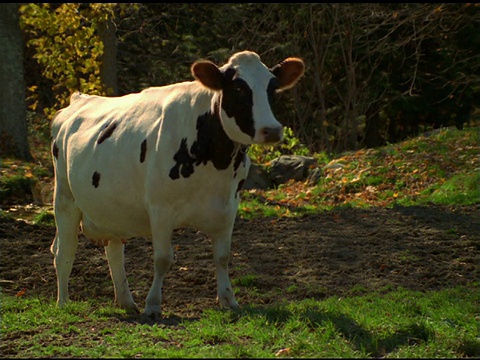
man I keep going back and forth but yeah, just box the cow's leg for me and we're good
[211,229,240,309]
[51,190,82,307]
[105,239,139,313]
[144,218,174,319]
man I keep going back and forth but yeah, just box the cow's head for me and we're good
[191,51,305,145]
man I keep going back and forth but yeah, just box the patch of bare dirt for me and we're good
[1,205,479,320]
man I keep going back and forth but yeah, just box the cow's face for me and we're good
[191,51,305,145]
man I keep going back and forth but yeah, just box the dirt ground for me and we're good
[1,204,479,322]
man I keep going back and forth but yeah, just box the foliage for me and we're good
[113,3,241,94]
[33,209,55,226]
[0,173,34,204]
[19,3,116,120]
[248,127,310,164]
[0,119,53,207]
[1,286,478,357]
[235,3,480,152]
[0,154,49,205]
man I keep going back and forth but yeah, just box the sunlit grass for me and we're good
[2,286,478,358]
[238,127,479,219]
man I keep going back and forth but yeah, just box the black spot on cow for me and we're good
[169,138,195,179]
[233,145,247,173]
[140,139,147,163]
[97,122,117,144]
[221,68,256,139]
[52,141,59,159]
[267,77,279,110]
[92,171,101,188]
[169,110,240,180]
[236,179,245,197]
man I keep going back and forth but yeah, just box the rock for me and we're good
[244,155,322,190]
[324,161,345,170]
[306,167,322,185]
[268,155,317,186]
[243,162,273,190]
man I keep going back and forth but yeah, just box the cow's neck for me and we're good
[168,103,247,180]
[193,109,246,171]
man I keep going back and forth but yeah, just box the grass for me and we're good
[239,126,479,219]
[32,209,55,226]
[1,286,478,358]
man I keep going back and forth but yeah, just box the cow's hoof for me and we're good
[141,312,162,323]
[125,305,140,315]
[217,296,240,310]
[118,301,140,314]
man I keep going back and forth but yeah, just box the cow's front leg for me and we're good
[105,239,139,313]
[144,225,174,320]
[212,231,239,309]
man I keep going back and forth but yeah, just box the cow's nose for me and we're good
[260,126,283,143]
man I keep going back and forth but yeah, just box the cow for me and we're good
[50,50,305,319]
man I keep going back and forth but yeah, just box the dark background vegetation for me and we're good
[1,3,480,159]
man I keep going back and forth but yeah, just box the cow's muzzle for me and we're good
[260,126,283,144]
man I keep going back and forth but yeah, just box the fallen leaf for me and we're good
[16,288,27,297]
[275,348,291,357]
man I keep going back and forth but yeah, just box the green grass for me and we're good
[0,174,35,203]
[32,209,55,226]
[238,127,479,219]
[422,171,480,205]
[2,286,478,358]
[232,273,258,287]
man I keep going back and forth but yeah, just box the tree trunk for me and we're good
[99,15,118,96]
[0,3,31,160]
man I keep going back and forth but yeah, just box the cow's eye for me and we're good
[229,80,253,107]
[233,84,245,95]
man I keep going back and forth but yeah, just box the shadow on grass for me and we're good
[233,304,434,357]
[107,309,200,327]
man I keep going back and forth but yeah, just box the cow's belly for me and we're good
[68,165,151,240]
[174,191,241,233]
[78,186,240,241]
[76,191,151,240]
[146,158,248,233]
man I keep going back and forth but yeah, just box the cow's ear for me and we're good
[191,60,223,91]
[270,57,305,92]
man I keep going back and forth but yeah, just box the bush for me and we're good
[0,175,34,204]
[248,127,310,164]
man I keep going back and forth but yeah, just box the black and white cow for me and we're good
[51,50,304,318]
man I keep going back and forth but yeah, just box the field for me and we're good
[1,127,479,357]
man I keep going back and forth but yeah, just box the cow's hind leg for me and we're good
[144,214,174,320]
[211,228,240,310]
[105,239,139,313]
[51,192,82,307]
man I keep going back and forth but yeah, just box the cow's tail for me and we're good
[51,108,65,139]
[51,92,84,138]
[69,91,83,103]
